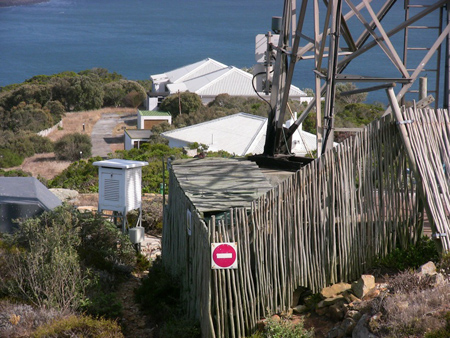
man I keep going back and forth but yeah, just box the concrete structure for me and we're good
[0,177,62,233]
[148,58,308,110]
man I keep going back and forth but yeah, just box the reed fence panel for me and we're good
[163,113,429,337]
[398,107,450,251]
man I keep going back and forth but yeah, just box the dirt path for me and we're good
[116,274,157,338]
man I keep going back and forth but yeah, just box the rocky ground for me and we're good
[267,261,450,338]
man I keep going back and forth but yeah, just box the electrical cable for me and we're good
[252,71,273,110]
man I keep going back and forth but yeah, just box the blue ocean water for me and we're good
[0,0,443,105]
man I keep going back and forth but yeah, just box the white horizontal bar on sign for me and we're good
[216,253,233,259]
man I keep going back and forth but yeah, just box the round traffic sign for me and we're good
[212,242,237,269]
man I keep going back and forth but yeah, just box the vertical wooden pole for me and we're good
[419,77,427,101]
[386,86,442,252]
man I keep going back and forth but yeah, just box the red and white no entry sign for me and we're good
[211,242,238,269]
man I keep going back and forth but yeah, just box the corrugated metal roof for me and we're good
[161,113,319,156]
[166,58,228,83]
[152,58,307,98]
[196,67,256,96]
[138,110,171,117]
[170,157,273,214]
[176,66,307,98]
[162,113,267,156]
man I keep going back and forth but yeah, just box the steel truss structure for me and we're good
[264,0,450,158]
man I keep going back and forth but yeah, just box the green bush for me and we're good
[374,236,439,271]
[160,318,201,338]
[0,148,24,168]
[6,206,86,311]
[3,206,136,314]
[0,169,31,177]
[27,134,54,153]
[32,315,124,338]
[81,288,123,320]
[77,212,136,275]
[135,252,151,273]
[437,251,450,277]
[54,132,92,161]
[135,258,181,323]
[250,316,314,338]
[47,156,102,192]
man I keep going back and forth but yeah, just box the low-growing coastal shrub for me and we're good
[374,236,439,271]
[32,315,124,338]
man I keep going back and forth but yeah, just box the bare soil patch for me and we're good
[14,153,72,180]
[47,107,135,142]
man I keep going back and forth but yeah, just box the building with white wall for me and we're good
[148,58,309,110]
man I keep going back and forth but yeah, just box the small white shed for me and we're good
[93,159,148,234]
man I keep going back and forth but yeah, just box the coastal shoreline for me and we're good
[0,0,49,7]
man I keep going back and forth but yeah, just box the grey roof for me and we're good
[0,177,62,209]
[170,157,273,214]
[125,129,153,139]
[0,177,62,233]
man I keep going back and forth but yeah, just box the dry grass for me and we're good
[0,300,62,338]
[369,272,450,337]
[13,153,72,180]
[76,193,99,207]
[47,107,135,142]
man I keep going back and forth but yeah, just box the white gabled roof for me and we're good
[166,58,228,84]
[162,113,267,156]
[151,58,307,98]
[162,113,321,157]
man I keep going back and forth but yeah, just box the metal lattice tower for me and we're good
[263,0,450,159]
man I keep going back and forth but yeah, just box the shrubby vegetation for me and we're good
[128,194,164,235]
[135,258,201,337]
[0,205,137,337]
[301,83,385,140]
[47,156,102,192]
[0,68,151,168]
[0,68,149,132]
[160,92,306,129]
[374,236,440,271]
[48,144,186,193]
[0,130,53,168]
[0,168,31,177]
[114,143,186,193]
[32,315,124,338]
[250,316,314,338]
[54,132,92,161]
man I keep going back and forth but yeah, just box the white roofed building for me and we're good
[161,112,319,157]
[161,113,267,156]
[148,58,309,110]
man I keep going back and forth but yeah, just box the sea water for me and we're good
[0,0,443,104]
